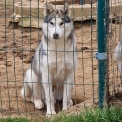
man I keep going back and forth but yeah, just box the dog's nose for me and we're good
[53,33,59,39]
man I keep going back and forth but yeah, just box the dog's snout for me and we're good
[53,33,59,39]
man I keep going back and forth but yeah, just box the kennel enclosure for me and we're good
[0,0,122,118]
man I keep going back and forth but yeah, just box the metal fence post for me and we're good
[97,0,109,108]
[80,0,84,5]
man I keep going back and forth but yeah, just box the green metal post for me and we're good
[80,0,84,5]
[97,0,109,108]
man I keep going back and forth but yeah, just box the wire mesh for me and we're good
[0,0,100,118]
[108,0,122,106]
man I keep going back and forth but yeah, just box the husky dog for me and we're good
[20,2,78,116]
[114,41,122,77]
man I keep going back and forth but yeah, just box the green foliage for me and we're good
[1,106,122,122]
[52,106,122,122]
[0,117,29,122]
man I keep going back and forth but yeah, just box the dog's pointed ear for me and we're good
[60,3,71,16]
[43,3,54,16]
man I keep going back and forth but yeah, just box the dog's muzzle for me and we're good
[53,33,59,39]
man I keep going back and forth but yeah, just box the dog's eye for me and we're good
[60,22,64,26]
[50,22,54,25]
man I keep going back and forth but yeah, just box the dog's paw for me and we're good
[46,110,56,117]
[34,99,44,109]
[62,99,73,110]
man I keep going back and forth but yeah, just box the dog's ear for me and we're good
[60,2,71,16]
[43,3,54,16]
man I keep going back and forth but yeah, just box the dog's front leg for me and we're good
[63,73,74,110]
[42,73,56,116]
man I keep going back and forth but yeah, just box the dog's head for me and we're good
[42,3,73,41]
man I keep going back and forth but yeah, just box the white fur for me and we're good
[114,41,122,76]
[20,3,78,116]
[42,17,73,41]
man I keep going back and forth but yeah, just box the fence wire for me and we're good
[0,0,121,118]
[108,0,122,106]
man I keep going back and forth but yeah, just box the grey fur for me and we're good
[61,15,71,23]
[67,29,74,44]
[44,14,71,24]
[31,44,44,77]
[40,44,47,58]
[44,34,49,43]
[44,15,53,23]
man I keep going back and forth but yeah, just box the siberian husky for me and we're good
[20,2,78,116]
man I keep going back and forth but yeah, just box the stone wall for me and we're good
[85,0,97,4]
[0,0,25,5]
[0,0,97,5]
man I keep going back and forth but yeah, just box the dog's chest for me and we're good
[41,40,76,81]
[50,61,72,82]
[48,52,73,81]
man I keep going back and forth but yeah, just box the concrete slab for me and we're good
[8,1,97,28]
[7,0,122,28]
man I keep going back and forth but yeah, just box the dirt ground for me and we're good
[0,4,120,118]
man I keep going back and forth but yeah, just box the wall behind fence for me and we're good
[1,0,122,118]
